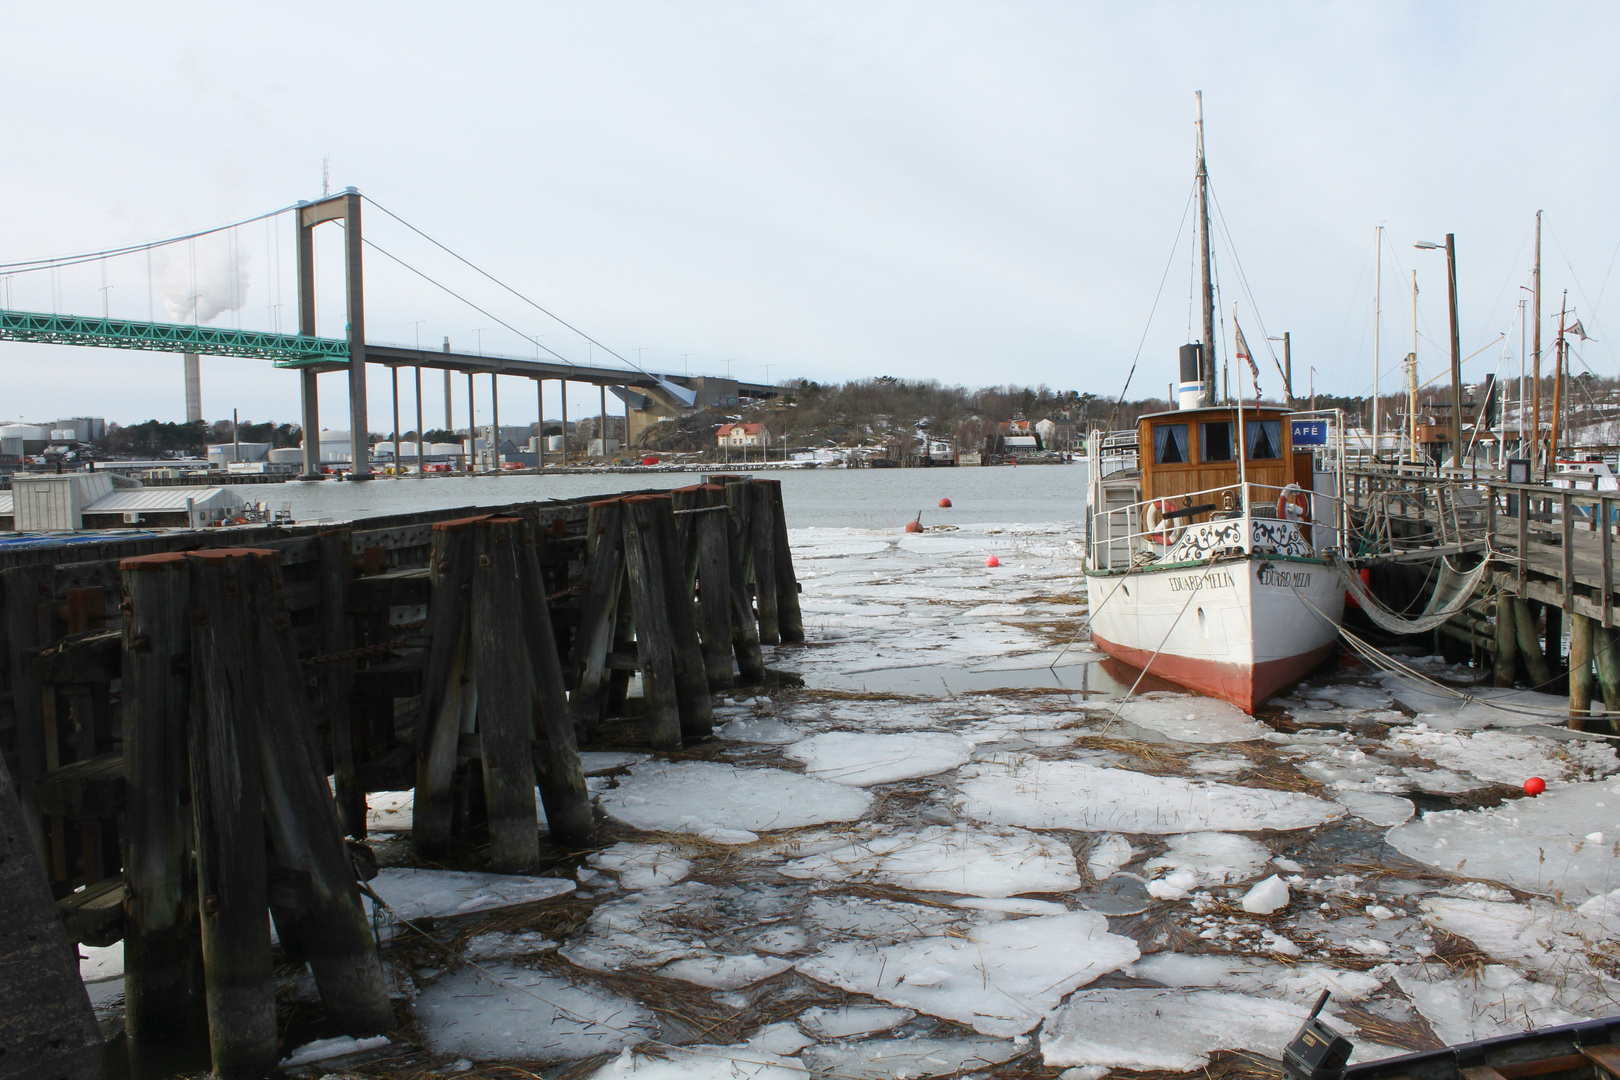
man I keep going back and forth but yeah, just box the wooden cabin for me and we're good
[1136,405,1313,519]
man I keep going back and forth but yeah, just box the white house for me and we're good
[716,422,770,449]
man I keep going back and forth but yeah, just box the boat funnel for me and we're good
[1178,344,1203,409]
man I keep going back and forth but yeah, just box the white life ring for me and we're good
[1142,499,1186,547]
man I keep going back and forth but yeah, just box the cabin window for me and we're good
[1152,424,1190,464]
[1201,422,1234,462]
[1247,419,1282,460]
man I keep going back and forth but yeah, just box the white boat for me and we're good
[1080,96,1347,713]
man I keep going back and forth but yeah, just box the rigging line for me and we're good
[1474,219,1534,356]
[1205,184,1287,393]
[355,233,581,368]
[1103,181,1197,431]
[0,204,298,275]
[1099,560,1218,734]
[1547,222,1617,369]
[362,195,654,378]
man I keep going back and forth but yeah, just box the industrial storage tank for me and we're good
[267,448,304,464]
[428,442,462,456]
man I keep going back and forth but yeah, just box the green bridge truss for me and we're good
[0,309,349,365]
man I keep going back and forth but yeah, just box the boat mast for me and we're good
[1196,91,1216,407]
[1549,291,1567,466]
[1408,271,1419,461]
[1533,210,1543,475]
[1374,226,1382,458]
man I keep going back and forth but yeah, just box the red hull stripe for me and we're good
[1091,634,1335,713]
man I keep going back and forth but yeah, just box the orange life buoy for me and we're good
[1276,489,1310,523]
[1142,498,1185,546]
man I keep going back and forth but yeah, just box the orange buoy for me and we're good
[939,498,952,508]
[1524,777,1546,796]
[904,520,923,533]
[985,555,1000,567]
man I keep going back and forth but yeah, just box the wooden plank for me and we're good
[762,479,805,644]
[567,500,626,742]
[0,755,104,1080]
[695,485,736,689]
[1581,1044,1620,1077]
[24,628,121,683]
[749,482,781,645]
[32,752,124,818]
[471,519,542,872]
[1461,1067,1510,1080]
[57,874,127,947]
[119,550,202,1038]
[651,496,713,740]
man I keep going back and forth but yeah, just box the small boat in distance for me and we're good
[1081,95,1347,712]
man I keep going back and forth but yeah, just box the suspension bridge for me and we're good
[0,188,778,478]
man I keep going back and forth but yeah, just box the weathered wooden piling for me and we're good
[745,483,782,645]
[319,529,365,839]
[1595,624,1620,718]
[623,496,683,749]
[120,553,203,1040]
[569,500,628,742]
[186,551,279,1078]
[1493,598,1519,689]
[2,564,53,859]
[472,518,543,872]
[694,485,737,689]
[1512,596,1554,688]
[413,515,483,858]
[759,479,806,643]
[515,520,597,847]
[1569,612,1595,725]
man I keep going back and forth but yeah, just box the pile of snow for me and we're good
[784,731,971,786]
[599,761,872,837]
[780,824,1080,897]
[1241,876,1291,914]
[1386,781,1620,900]
[796,909,1138,1036]
[958,755,1341,833]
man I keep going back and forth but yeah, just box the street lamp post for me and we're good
[1415,236,1463,466]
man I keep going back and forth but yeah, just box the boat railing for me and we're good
[1089,481,1348,571]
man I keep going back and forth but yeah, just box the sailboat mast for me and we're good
[1409,270,1419,460]
[1533,210,1543,474]
[1374,226,1382,456]
[1549,291,1567,467]
[1196,91,1216,407]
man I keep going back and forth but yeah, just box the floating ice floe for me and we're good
[783,731,972,786]
[717,716,806,744]
[1241,875,1291,914]
[1110,695,1272,744]
[797,1004,915,1039]
[588,1045,806,1078]
[1128,953,1384,1003]
[1041,988,1332,1072]
[561,882,797,982]
[659,952,794,989]
[1144,833,1273,888]
[796,909,1138,1036]
[1086,834,1136,880]
[589,842,693,889]
[1386,780,1620,900]
[464,930,558,960]
[581,751,652,775]
[1394,964,1588,1044]
[957,755,1341,834]
[598,760,872,836]
[415,963,656,1062]
[1337,791,1415,827]
[779,824,1080,897]
[367,868,574,922]
[801,1035,1023,1078]
[279,1035,391,1068]
[1419,889,1620,1007]
[1380,676,1571,731]
[1387,727,1618,786]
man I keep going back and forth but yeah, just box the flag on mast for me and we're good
[1568,319,1592,341]
[1234,313,1261,397]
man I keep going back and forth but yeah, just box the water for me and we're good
[250,462,1088,531]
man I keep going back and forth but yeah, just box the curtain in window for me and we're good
[1247,419,1282,459]
[1153,424,1189,464]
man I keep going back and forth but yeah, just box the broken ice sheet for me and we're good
[797,1004,915,1039]
[779,823,1080,897]
[1387,727,1618,786]
[367,868,574,923]
[1394,964,1588,1045]
[658,952,794,989]
[1143,832,1273,887]
[796,909,1138,1036]
[1108,694,1272,744]
[783,731,972,786]
[1041,988,1333,1072]
[589,842,693,890]
[414,963,655,1063]
[1128,952,1384,1004]
[1418,890,1620,1008]
[599,760,872,835]
[1386,780,1620,900]
[801,1035,1022,1079]
[958,754,1341,833]
[586,1045,807,1078]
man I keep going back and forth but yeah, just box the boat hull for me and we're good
[1084,555,1344,712]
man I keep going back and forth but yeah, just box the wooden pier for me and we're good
[1346,465,1620,728]
[0,476,801,1079]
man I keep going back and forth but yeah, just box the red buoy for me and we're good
[904,520,923,533]
[939,498,952,508]
[985,555,1000,567]
[1524,776,1546,796]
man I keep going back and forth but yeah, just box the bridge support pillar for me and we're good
[297,188,370,479]
[300,370,320,478]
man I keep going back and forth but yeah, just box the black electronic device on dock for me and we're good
[1283,991,1355,1080]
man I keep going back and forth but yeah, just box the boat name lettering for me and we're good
[1168,570,1234,591]
[1258,566,1312,588]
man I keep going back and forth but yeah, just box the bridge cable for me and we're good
[0,205,298,275]
[361,195,657,379]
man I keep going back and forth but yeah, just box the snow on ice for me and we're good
[779,823,1081,896]
[598,760,872,835]
[783,730,972,785]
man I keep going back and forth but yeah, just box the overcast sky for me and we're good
[3,2,1618,430]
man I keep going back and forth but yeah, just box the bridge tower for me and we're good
[296,189,371,479]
